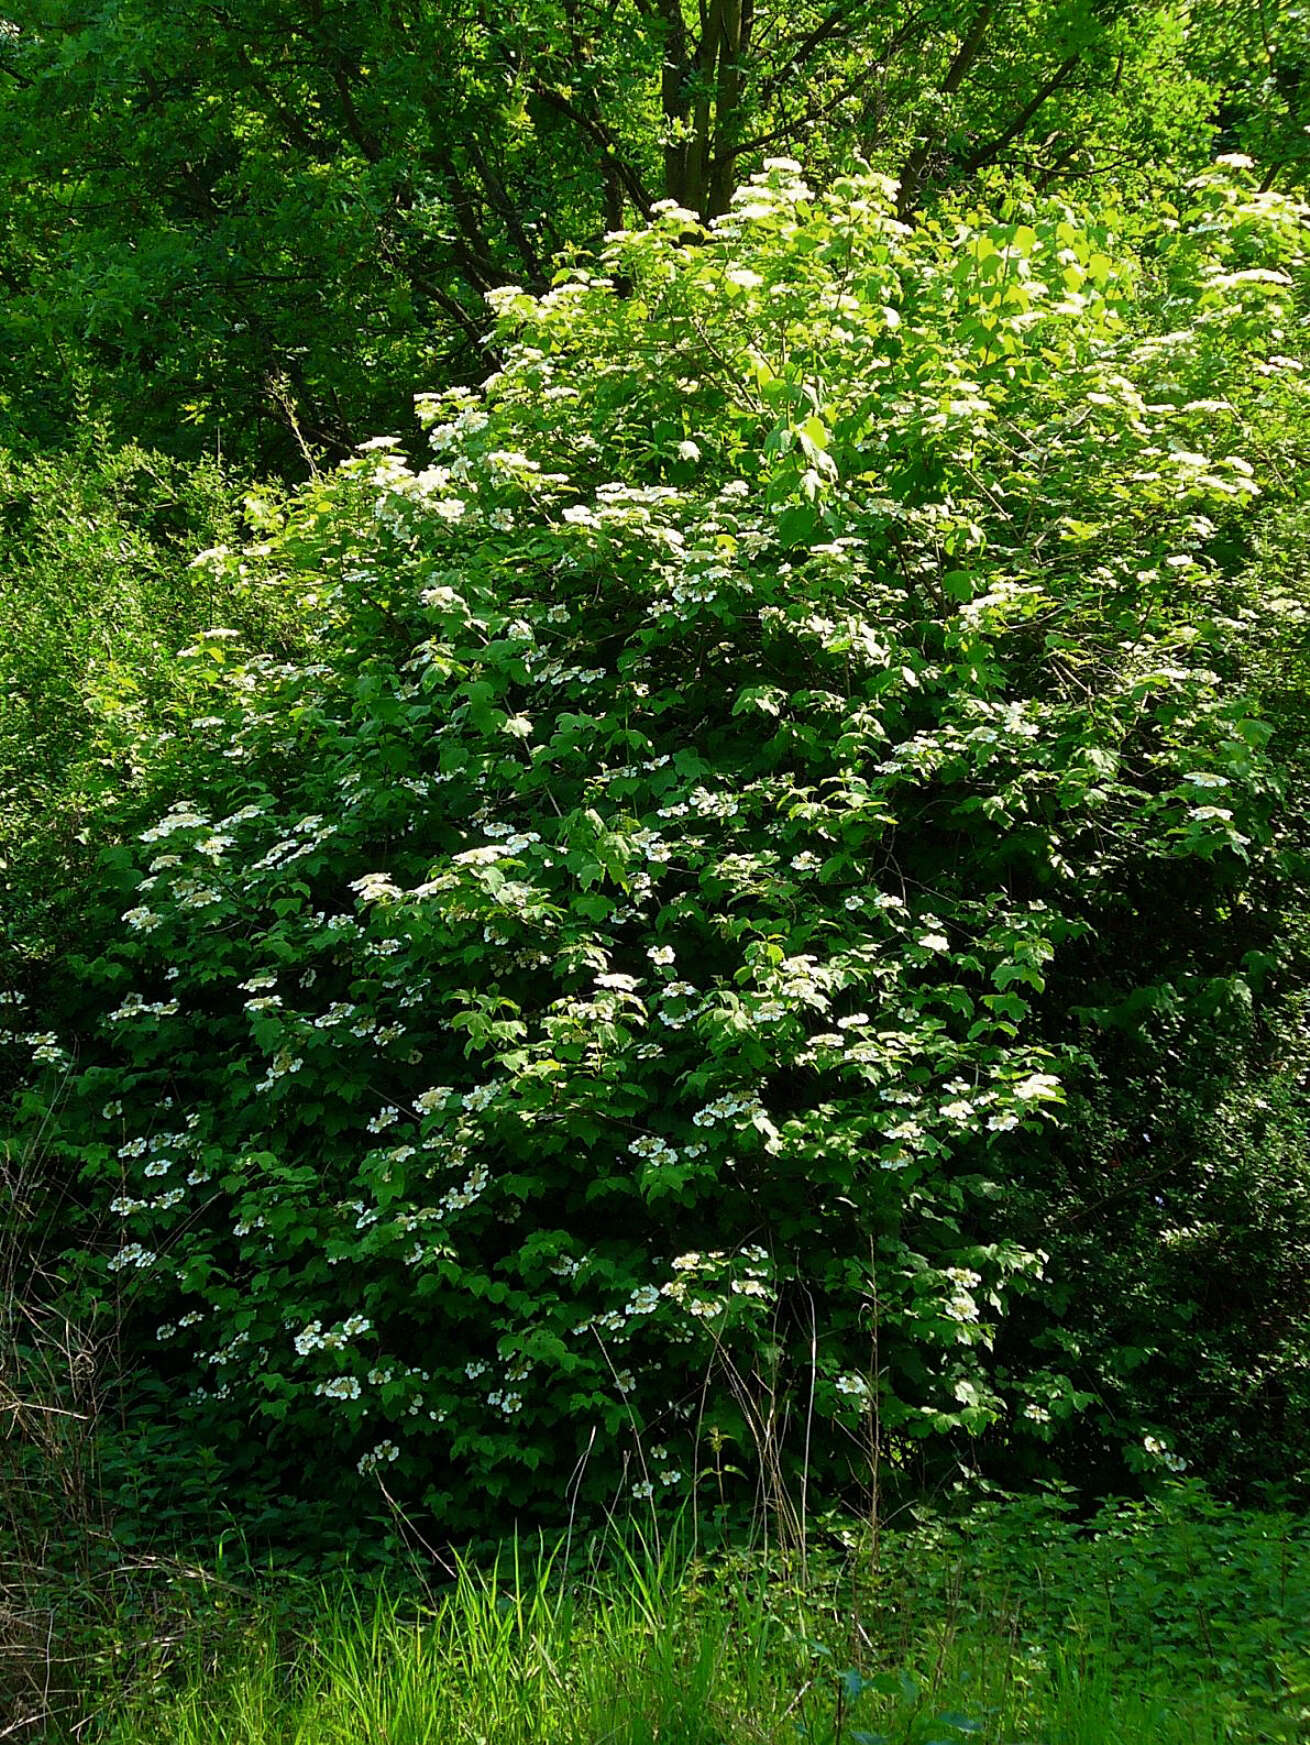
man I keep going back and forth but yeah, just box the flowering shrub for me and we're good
[11,159,1304,1533]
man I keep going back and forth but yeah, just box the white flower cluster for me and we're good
[253,1050,304,1094]
[1143,1435,1187,1473]
[121,907,163,932]
[140,804,210,844]
[350,871,402,904]
[294,1315,373,1356]
[107,1243,156,1273]
[661,1245,774,1318]
[315,1376,362,1401]
[688,785,740,819]
[414,1086,453,1114]
[107,992,180,1024]
[628,1134,680,1169]
[26,1032,70,1065]
[440,1159,491,1216]
[691,1091,765,1128]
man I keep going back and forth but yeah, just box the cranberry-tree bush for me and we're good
[13,159,1304,1534]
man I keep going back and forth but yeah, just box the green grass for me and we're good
[58,1495,1310,1745]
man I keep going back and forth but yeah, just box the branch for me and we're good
[463,134,546,283]
[530,83,655,218]
[325,62,383,164]
[232,44,335,163]
[728,61,880,161]
[897,0,996,218]
[941,0,996,95]
[754,3,864,105]
[961,52,1081,174]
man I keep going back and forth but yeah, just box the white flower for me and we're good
[631,1479,655,1499]
[294,1321,325,1356]
[835,1372,870,1399]
[1143,1434,1187,1471]
[107,1244,156,1273]
[350,872,401,903]
[648,945,676,967]
[315,1376,362,1400]
[1012,1073,1060,1102]
[676,440,700,462]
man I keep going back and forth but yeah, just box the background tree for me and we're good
[0,0,1224,472]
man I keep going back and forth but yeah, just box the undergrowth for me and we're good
[25,1493,1310,1745]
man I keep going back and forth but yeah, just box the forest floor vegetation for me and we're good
[6,1491,1307,1744]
